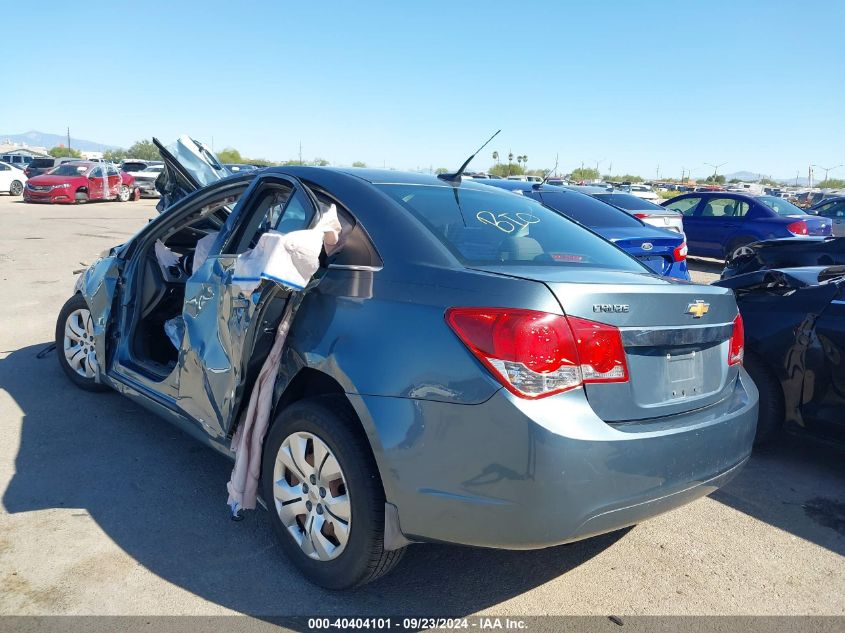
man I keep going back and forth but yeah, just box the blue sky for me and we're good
[4,1,843,179]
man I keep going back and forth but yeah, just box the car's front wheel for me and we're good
[262,397,405,589]
[9,180,23,196]
[55,294,109,392]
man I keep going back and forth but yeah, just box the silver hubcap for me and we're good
[273,431,351,561]
[119,186,130,201]
[732,245,754,259]
[63,308,99,379]
[10,181,22,195]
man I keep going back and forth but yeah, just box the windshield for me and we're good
[47,164,90,176]
[593,192,667,211]
[377,183,647,271]
[538,190,644,228]
[758,196,806,216]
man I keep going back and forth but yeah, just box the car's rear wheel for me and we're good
[55,294,109,392]
[9,180,23,196]
[75,190,89,204]
[262,397,405,589]
[118,185,132,202]
[744,352,783,445]
[726,238,755,262]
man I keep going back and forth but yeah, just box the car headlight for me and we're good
[52,183,71,189]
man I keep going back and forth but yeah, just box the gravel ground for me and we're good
[0,195,842,617]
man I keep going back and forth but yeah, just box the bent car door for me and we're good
[175,174,322,438]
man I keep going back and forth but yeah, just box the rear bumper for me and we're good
[352,370,757,549]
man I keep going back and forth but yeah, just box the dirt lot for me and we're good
[0,194,843,617]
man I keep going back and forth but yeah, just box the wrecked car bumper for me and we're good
[354,370,757,549]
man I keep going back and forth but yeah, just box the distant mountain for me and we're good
[715,170,812,187]
[0,130,119,152]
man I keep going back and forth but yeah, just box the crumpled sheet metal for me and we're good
[227,205,342,514]
[74,256,121,383]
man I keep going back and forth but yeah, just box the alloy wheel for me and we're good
[273,431,351,561]
[118,185,131,202]
[9,180,23,196]
[731,244,755,259]
[63,308,99,379]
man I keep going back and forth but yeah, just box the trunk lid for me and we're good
[471,265,740,421]
[797,215,833,236]
[602,226,682,276]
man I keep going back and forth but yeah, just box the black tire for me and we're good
[261,396,405,589]
[75,190,89,204]
[725,237,755,263]
[744,353,784,445]
[55,294,109,392]
[9,180,23,196]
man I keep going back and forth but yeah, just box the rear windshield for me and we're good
[537,190,643,228]
[30,158,55,168]
[758,196,806,216]
[122,162,148,172]
[593,192,666,211]
[377,183,646,271]
[48,164,89,176]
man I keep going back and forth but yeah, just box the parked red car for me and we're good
[23,161,136,204]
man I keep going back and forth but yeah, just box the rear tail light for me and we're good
[728,313,744,366]
[633,213,649,219]
[445,308,628,399]
[672,242,688,262]
[786,221,808,236]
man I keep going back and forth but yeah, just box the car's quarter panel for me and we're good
[346,370,757,548]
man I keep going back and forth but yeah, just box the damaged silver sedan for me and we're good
[57,138,758,589]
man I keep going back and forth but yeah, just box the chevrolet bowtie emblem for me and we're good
[686,300,710,318]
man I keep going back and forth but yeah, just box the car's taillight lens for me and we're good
[445,308,628,399]
[673,242,688,262]
[633,213,649,219]
[728,313,744,366]
[786,221,808,236]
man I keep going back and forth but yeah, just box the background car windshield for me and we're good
[538,191,644,228]
[29,158,55,168]
[593,192,666,211]
[122,162,148,172]
[377,184,647,271]
[48,164,89,176]
[758,196,806,216]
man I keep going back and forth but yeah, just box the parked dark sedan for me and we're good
[663,192,832,260]
[56,145,756,588]
[808,196,845,236]
[479,180,690,280]
[715,266,845,444]
[722,237,845,279]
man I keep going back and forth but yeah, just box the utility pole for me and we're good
[812,164,843,185]
[67,127,71,153]
[705,161,727,181]
[298,141,303,166]
[656,164,660,180]
[808,165,813,189]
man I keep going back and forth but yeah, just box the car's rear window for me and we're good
[30,158,55,168]
[757,196,806,216]
[377,183,646,271]
[593,192,667,211]
[122,162,148,172]
[537,190,643,228]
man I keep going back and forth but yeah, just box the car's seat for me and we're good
[724,204,735,217]
[702,203,715,216]
[498,236,544,261]
[140,254,168,319]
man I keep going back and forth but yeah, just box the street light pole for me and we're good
[704,161,727,181]
[812,164,843,185]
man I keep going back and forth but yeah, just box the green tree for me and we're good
[604,173,642,183]
[729,178,742,184]
[352,161,367,168]
[435,167,449,175]
[569,167,600,182]
[103,149,128,162]
[489,163,524,177]
[48,146,82,158]
[126,139,160,161]
[216,147,243,164]
[704,174,726,184]
[818,178,845,189]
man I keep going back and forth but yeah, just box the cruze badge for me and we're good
[686,300,710,318]
[593,304,630,313]
[641,242,653,251]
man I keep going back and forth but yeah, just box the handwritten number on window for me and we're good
[476,211,540,234]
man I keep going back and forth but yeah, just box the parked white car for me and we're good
[0,160,27,196]
[625,183,661,203]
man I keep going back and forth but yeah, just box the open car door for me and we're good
[175,173,324,439]
[154,135,230,212]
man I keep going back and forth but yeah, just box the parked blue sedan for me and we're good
[662,192,832,260]
[479,179,690,280]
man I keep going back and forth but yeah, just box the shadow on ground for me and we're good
[713,434,845,556]
[2,342,627,617]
